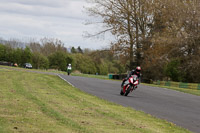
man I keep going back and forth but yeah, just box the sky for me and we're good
[0,0,111,50]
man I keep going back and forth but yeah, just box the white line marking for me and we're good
[57,74,75,87]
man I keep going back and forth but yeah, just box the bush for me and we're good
[48,52,71,71]
[32,52,49,69]
[73,53,97,74]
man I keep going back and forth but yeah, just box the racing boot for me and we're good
[121,79,126,88]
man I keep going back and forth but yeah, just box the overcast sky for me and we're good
[0,0,111,50]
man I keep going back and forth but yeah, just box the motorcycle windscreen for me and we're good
[124,80,129,85]
[132,75,138,81]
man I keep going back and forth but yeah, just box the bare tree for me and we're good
[142,0,200,82]
[40,38,67,56]
[86,0,152,69]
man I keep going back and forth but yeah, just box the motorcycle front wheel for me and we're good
[120,89,124,95]
[125,86,131,96]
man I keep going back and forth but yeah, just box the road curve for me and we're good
[59,75,200,133]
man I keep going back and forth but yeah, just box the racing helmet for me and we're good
[136,66,141,74]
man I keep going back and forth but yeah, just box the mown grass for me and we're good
[0,68,191,133]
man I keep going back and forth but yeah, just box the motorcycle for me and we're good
[120,74,139,96]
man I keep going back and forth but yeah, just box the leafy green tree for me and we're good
[3,45,14,63]
[95,59,109,75]
[32,52,49,69]
[21,46,32,65]
[0,44,6,61]
[71,47,77,53]
[164,59,183,82]
[12,48,23,65]
[73,53,97,74]
[66,55,73,69]
[48,52,69,71]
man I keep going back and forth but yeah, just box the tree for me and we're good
[29,42,41,53]
[21,46,32,64]
[71,47,77,53]
[77,46,83,54]
[86,0,200,82]
[40,38,67,56]
[141,0,200,82]
[12,48,23,65]
[0,44,6,61]
[73,53,97,74]
[32,52,49,69]
[86,0,152,70]
[48,52,67,71]
[164,59,182,82]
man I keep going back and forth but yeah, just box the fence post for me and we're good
[108,74,113,79]
[165,81,171,86]
[198,84,200,90]
[157,80,160,85]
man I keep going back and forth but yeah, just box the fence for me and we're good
[108,74,127,80]
[153,80,200,90]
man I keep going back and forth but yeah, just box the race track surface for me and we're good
[59,75,200,133]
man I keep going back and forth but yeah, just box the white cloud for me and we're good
[0,0,110,49]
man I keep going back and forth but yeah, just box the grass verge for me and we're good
[142,83,200,96]
[0,68,191,133]
[71,73,108,80]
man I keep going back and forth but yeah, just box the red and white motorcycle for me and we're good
[120,74,139,96]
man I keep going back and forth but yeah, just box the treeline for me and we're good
[0,38,125,75]
[1,1,200,83]
[86,0,200,83]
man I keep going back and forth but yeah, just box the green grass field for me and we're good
[0,67,191,132]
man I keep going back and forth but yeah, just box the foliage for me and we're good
[86,0,152,69]
[21,46,32,65]
[164,59,182,82]
[1,0,200,85]
[96,60,109,75]
[86,0,200,83]
[87,49,126,75]
[77,46,83,53]
[71,47,77,53]
[0,44,6,61]
[12,48,23,65]
[48,51,70,71]
[73,53,97,74]
[0,44,30,67]
[32,52,49,69]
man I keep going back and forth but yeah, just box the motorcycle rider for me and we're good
[121,66,141,88]
[67,64,72,75]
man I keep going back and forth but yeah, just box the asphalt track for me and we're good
[59,74,200,133]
